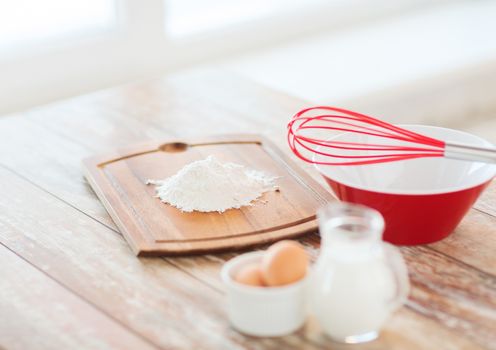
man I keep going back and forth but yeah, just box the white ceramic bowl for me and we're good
[221,251,307,337]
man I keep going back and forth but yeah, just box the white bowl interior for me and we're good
[314,125,496,195]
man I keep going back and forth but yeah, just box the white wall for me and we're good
[221,0,496,104]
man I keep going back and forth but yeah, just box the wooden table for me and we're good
[0,69,494,350]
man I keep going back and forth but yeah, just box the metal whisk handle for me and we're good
[444,142,496,164]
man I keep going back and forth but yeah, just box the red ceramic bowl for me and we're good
[314,125,496,245]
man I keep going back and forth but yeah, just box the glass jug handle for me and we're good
[384,243,410,311]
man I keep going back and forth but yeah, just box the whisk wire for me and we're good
[287,106,446,166]
[296,106,444,146]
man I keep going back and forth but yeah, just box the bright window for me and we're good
[0,0,116,50]
[164,0,329,37]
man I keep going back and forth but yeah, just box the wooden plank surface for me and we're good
[0,243,158,350]
[0,68,494,349]
[0,166,295,350]
[0,165,485,350]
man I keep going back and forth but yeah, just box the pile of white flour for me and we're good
[146,155,278,213]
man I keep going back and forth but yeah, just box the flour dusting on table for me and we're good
[146,155,278,213]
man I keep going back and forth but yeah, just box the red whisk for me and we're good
[287,106,496,166]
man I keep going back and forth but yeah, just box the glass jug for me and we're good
[308,202,410,343]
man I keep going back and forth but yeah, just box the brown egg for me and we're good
[234,263,266,287]
[261,240,308,286]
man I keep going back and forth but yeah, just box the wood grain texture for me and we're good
[0,68,494,349]
[0,166,303,350]
[0,244,158,350]
[402,246,496,347]
[0,166,484,350]
[83,134,332,255]
[475,180,496,216]
[430,209,496,276]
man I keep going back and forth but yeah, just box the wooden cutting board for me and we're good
[83,134,333,256]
